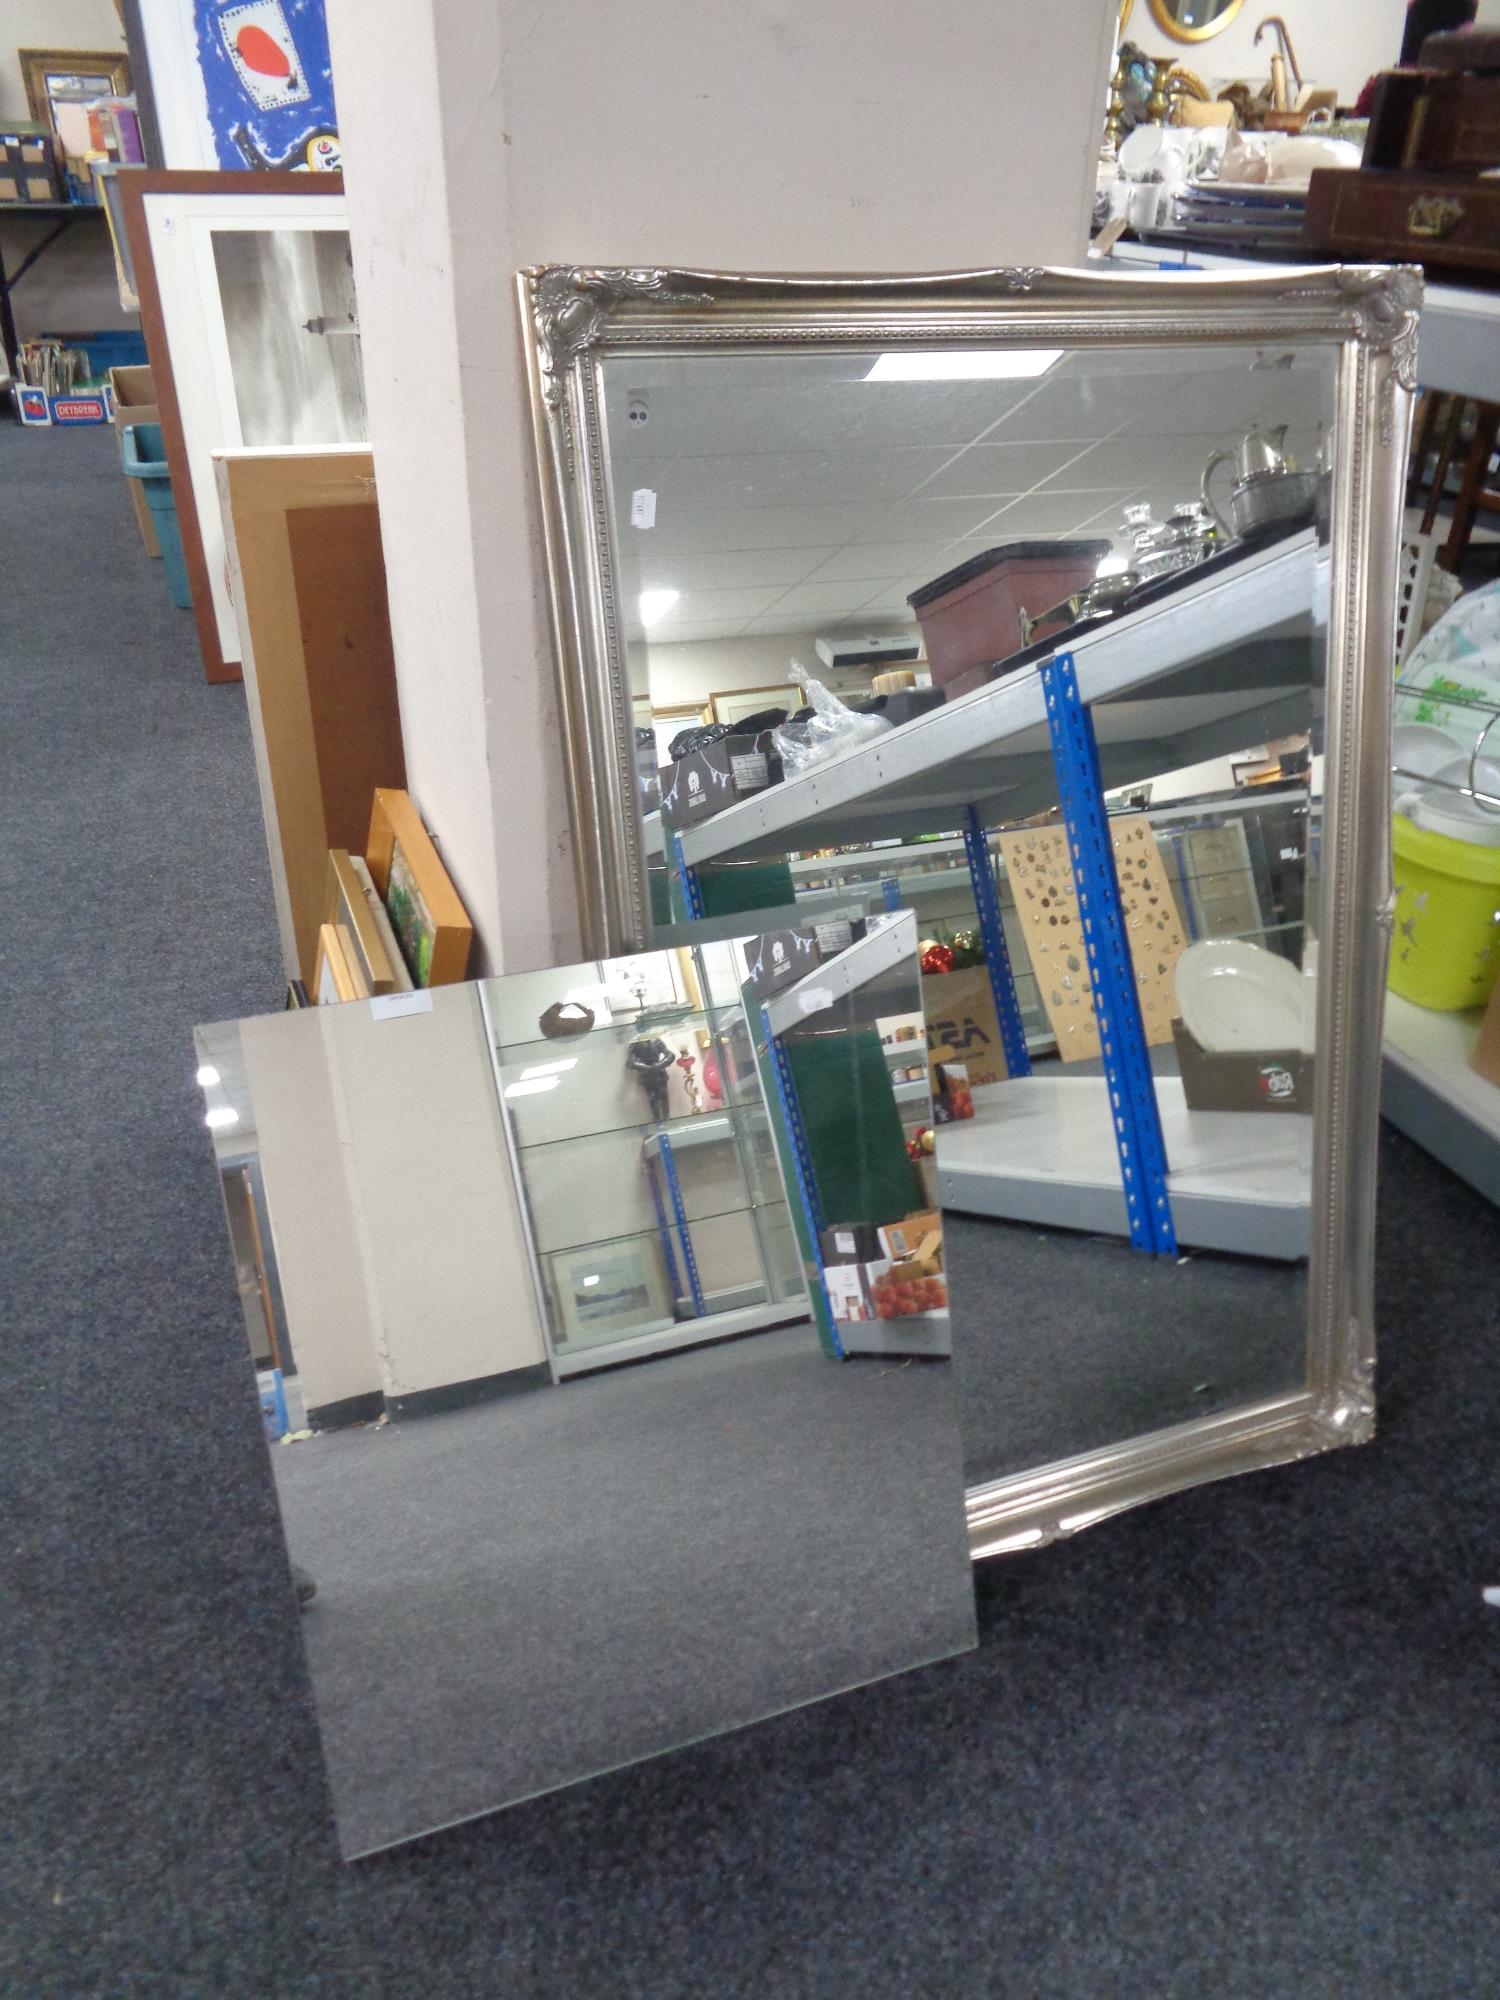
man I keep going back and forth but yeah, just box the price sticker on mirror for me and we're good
[629,489,657,530]
[370,991,434,1021]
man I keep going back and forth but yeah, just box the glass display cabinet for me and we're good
[482,947,808,1375]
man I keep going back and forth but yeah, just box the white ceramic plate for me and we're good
[1174,939,1305,1055]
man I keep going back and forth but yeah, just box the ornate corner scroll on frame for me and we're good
[1281,265,1423,448]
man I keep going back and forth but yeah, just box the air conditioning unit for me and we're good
[814,632,923,672]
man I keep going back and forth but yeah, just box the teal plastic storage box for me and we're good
[121,422,191,609]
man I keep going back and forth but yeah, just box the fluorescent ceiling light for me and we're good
[864,350,1063,382]
[204,1107,239,1130]
[638,588,680,627]
[195,1064,220,1089]
[581,1275,600,1288]
[505,1076,559,1099]
[520,1058,578,1079]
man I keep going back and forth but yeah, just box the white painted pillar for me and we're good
[327,0,1115,972]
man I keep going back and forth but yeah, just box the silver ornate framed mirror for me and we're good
[518,261,1419,1554]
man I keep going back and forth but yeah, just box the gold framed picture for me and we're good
[365,788,474,987]
[324,849,409,996]
[20,48,133,163]
[313,922,366,1006]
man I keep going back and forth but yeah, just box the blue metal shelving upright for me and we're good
[1039,653,1177,1257]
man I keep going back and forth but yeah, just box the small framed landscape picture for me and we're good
[547,1240,671,1347]
[365,789,474,988]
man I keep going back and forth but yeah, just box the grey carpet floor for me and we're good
[946,1218,1307,1485]
[6,425,1500,1998]
[275,1326,974,1858]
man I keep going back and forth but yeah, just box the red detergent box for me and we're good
[49,389,113,425]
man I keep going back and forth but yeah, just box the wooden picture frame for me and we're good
[324,850,409,996]
[119,170,347,685]
[365,789,474,987]
[20,48,133,159]
[313,922,365,1005]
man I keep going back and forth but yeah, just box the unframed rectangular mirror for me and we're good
[196,917,975,1857]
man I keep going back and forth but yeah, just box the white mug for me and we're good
[1128,183,1162,232]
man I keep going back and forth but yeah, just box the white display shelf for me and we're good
[761,911,918,1037]
[553,1298,808,1377]
[679,533,1320,866]
[936,1076,1311,1260]
[641,1113,736,1156]
[1382,994,1500,1208]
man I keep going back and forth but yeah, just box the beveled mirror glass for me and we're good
[195,924,974,1857]
[520,263,1417,1553]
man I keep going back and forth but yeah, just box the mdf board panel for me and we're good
[286,504,404,856]
[218,449,406,989]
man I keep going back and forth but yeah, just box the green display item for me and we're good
[782,1026,923,1228]
[693,858,797,918]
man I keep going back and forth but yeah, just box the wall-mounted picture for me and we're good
[192,0,341,171]
[365,788,473,987]
[601,953,685,1017]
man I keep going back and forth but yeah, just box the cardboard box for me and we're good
[109,366,162,558]
[820,1223,884,1268]
[0,128,60,203]
[930,1057,976,1123]
[878,1212,943,1263]
[659,732,780,829]
[743,919,863,1002]
[868,1258,948,1319]
[48,390,112,426]
[1171,1019,1312,1114]
[923,962,1010,1086]
[823,1263,875,1324]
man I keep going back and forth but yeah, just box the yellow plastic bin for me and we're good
[1389,813,1500,1011]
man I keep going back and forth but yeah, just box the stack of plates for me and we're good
[1170,180,1307,246]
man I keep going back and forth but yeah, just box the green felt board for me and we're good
[783,1028,923,1227]
[673,858,797,921]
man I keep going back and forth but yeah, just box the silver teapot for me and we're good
[1202,423,1320,542]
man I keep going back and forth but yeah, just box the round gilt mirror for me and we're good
[1145,0,1245,40]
